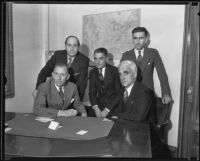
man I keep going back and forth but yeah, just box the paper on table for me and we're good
[35,117,54,123]
[102,118,112,122]
[76,130,88,135]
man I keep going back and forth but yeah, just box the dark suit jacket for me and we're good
[36,50,89,101]
[89,64,123,114]
[121,47,171,97]
[33,78,86,118]
[116,81,156,122]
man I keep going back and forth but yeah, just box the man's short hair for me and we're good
[94,47,108,56]
[53,63,68,73]
[132,27,149,37]
[119,60,137,78]
[64,35,80,46]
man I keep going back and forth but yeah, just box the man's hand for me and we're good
[100,108,109,118]
[162,95,172,104]
[58,109,78,117]
[81,112,87,117]
[32,89,38,99]
[92,105,101,117]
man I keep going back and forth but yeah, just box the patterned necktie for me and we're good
[99,68,104,80]
[124,89,128,102]
[59,86,64,102]
[68,57,72,67]
[137,50,142,64]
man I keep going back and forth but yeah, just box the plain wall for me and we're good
[5,4,184,147]
[5,4,43,113]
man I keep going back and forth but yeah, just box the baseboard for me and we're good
[168,145,178,157]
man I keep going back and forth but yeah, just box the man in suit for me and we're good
[121,27,172,104]
[34,36,89,101]
[33,63,87,118]
[89,48,122,118]
[114,60,155,122]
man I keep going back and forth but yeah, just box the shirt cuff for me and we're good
[104,108,110,112]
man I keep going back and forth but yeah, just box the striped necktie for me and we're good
[99,68,104,80]
[59,86,64,102]
[124,89,128,102]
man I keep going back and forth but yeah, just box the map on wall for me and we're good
[82,9,141,63]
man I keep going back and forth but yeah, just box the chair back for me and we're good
[155,97,171,126]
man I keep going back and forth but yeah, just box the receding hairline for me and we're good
[118,60,137,72]
[53,63,68,73]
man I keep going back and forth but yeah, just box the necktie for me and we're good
[68,57,72,67]
[137,50,142,63]
[59,86,64,102]
[124,89,128,102]
[99,68,104,80]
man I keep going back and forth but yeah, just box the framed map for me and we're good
[82,9,141,63]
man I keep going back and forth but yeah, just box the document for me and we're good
[35,117,54,123]
[76,130,88,135]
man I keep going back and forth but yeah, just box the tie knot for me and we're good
[138,50,141,55]
[59,86,63,92]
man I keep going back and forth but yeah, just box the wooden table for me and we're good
[4,112,151,158]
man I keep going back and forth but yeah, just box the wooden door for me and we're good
[177,2,199,159]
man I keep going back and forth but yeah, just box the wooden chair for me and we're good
[154,97,172,144]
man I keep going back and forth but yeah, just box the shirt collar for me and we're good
[54,83,64,92]
[134,48,144,58]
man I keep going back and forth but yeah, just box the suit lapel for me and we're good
[131,49,137,62]
[140,48,151,72]
[50,79,63,105]
[103,64,110,87]
[70,52,79,69]
[63,82,72,108]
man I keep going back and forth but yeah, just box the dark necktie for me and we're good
[99,68,104,80]
[124,89,128,102]
[137,50,142,64]
[59,86,64,102]
[68,57,72,67]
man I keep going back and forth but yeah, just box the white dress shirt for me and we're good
[134,48,144,59]
[125,83,134,97]
[99,66,106,77]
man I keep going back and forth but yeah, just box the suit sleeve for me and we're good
[119,89,154,122]
[33,84,59,117]
[89,70,98,106]
[35,54,56,89]
[154,50,171,97]
[76,58,89,101]
[72,85,86,114]
[105,69,123,111]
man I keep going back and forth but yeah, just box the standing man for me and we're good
[89,48,122,118]
[115,60,155,122]
[34,63,87,118]
[34,36,89,101]
[121,27,172,104]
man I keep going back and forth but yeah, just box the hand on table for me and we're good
[58,109,77,117]
[92,105,101,117]
[162,95,172,104]
[81,112,87,117]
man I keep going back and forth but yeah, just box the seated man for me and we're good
[115,60,155,122]
[89,48,122,118]
[33,63,87,118]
